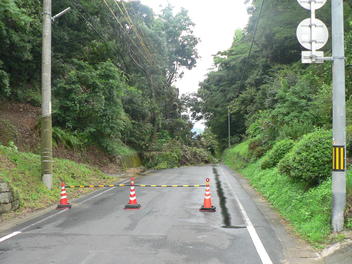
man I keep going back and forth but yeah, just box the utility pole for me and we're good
[41,2,71,189]
[296,0,346,232]
[331,0,346,233]
[227,107,231,148]
[41,0,53,189]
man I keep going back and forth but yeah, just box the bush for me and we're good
[180,146,214,165]
[278,130,331,187]
[248,136,272,160]
[142,140,214,169]
[278,120,315,140]
[144,150,181,169]
[261,139,295,169]
[52,127,88,149]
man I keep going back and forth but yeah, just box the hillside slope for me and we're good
[0,101,135,173]
[0,144,117,221]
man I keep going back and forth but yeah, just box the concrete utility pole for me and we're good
[331,0,346,233]
[41,0,53,189]
[41,2,71,189]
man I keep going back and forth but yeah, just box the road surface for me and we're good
[0,165,317,264]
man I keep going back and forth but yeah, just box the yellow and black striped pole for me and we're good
[64,184,206,189]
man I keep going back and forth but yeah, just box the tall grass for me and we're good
[0,145,114,211]
[223,141,337,246]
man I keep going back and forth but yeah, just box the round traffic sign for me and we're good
[296,18,329,50]
[297,0,327,10]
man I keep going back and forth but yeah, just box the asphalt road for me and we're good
[0,165,302,264]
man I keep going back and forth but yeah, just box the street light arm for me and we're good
[51,7,71,22]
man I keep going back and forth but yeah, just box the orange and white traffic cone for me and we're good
[124,177,141,209]
[57,182,72,209]
[200,178,216,212]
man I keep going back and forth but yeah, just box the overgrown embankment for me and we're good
[0,100,214,175]
[142,139,215,169]
[0,145,116,221]
[223,136,352,247]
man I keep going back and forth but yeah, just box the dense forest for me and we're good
[0,0,216,168]
[189,0,352,152]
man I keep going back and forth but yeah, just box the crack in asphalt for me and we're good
[212,166,232,228]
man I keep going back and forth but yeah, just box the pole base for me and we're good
[57,204,72,209]
[200,206,216,212]
[124,204,141,210]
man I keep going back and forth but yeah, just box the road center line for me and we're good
[0,178,130,243]
[219,167,273,264]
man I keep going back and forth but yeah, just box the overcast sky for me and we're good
[140,0,249,95]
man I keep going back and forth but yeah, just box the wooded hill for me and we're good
[0,0,215,168]
[189,0,352,151]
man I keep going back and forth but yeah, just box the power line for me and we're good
[247,0,265,59]
[71,0,166,89]
[69,1,128,73]
[102,0,154,67]
[71,2,108,43]
[238,0,265,86]
[116,1,156,64]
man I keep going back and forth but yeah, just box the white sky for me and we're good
[140,0,249,95]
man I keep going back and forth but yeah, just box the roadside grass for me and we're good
[223,141,345,247]
[240,162,331,246]
[222,141,250,170]
[0,145,116,218]
[346,170,352,229]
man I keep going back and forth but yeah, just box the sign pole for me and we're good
[296,0,346,232]
[331,0,346,233]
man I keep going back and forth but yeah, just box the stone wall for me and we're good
[0,181,19,214]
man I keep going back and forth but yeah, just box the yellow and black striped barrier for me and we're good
[65,184,206,188]
[333,145,345,171]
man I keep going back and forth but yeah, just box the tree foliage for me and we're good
[0,0,200,155]
[261,139,294,169]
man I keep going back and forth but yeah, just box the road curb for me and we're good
[316,239,352,263]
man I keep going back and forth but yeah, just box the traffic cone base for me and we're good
[124,204,141,210]
[200,205,216,212]
[57,204,72,209]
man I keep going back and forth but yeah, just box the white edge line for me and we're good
[0,231,22,243]
[20,209,68,232]
[0,178,130,243]
[219,167,273,264]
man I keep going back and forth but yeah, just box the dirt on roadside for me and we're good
[0,101,122,173]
